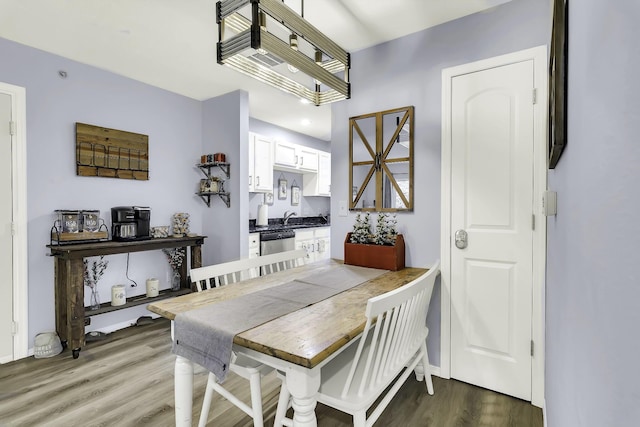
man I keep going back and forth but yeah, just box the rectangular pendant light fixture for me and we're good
[216,0,351,106]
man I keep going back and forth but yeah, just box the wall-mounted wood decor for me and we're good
[76,123,149,180]
[548,0,568,169]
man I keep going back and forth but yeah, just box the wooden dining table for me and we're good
[147,258,427,427]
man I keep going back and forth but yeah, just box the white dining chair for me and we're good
[190,249,307,290]
[189,249,307,427]
[273,261,440,427]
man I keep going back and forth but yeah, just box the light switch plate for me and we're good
[339,200,348,217]
[543,190,557,216]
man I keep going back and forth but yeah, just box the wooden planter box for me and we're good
[344,233,405,271]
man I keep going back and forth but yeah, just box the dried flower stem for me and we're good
[83,255,109,289]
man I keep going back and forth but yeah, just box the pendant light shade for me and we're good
[216,0,351,106]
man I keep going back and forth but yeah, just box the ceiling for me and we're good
[0,0,511,140]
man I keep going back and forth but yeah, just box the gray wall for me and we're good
[0,35,329,347]
[0,37,204,339]
[545,0,640,425]
[330,0,550,367]
[202,90,250,265]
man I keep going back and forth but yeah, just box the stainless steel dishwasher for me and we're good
[259,229,295,255]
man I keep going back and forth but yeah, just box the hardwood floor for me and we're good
[0,319,542,427]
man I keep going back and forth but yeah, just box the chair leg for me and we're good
[420,342,434,395]
[248,371,264,427]
[273,375,291,427]
[353,410,366,427]
[198,372,216,427]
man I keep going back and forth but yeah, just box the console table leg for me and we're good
[190,245,202,269]
[68,258,86,352]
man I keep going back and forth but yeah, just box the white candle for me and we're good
[111,284,126,306]
[146,278,159,298]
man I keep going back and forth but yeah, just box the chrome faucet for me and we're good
[283,211,297,225]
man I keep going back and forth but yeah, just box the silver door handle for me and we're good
[455,229,468,249]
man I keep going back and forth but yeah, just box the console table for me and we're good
[47,235,206,359]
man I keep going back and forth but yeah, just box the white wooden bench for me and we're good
[190,248,308,290]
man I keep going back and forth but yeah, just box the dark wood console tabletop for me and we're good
[47,235,206,358]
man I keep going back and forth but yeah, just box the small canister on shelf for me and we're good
[111,284,126,306]
[146,278,159,298]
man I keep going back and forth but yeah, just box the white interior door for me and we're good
[0,92,13,363]
[450,60,534,400]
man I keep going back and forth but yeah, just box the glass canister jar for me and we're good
[82,210,100,232]
[55,210,81,233]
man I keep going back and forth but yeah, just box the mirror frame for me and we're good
[349,106,414,212]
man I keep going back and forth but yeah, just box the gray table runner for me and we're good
[172,265,386,382]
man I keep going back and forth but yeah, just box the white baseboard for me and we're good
[429,364,442,378]
[543,399,547,427]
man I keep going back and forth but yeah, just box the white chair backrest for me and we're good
[190,249,307,291]
[340,261,440,398]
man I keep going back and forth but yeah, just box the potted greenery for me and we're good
[344,213,405,271]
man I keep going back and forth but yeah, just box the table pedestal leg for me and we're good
[286,368,320,427]
[175,355,194,427]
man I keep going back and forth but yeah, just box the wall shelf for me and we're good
[196,191,231,208]
[197,161,230,179]
[196,161,231,208]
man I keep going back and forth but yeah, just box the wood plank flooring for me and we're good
[0,318,542,427]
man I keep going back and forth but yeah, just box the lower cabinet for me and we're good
[248,232,261,278]
[295,227,330,262]
[249,232,260,258]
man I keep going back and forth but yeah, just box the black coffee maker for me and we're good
[111,206,151,241]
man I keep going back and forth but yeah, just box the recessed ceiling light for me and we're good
[300,98,311,104]
[301,119,312,126]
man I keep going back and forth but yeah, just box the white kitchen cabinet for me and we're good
[248,232,260,258]
[294,229,315,261]
[249,133,273,193]
[303,151,331,197]
[295,227,330,262]
[313,227,330,261]
[274,140,297,169]
[248,232,261,278]
[298,146,319,172]
[274,140,318,173]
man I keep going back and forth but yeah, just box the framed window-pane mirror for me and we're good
[349,106,414,211]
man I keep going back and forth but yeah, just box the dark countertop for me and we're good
[249,216,330,233]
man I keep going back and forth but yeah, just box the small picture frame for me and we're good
[278,179,288,199]
[264,191,274,205]
[291,185,301,206]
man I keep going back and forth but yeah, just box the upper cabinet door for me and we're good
[274,140,319,172]
[250,133,273,193]
[298,147,318,172]
[317,152,331,196]
[274,140,298,169]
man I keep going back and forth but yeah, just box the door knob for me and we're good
[455,229,468,249]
